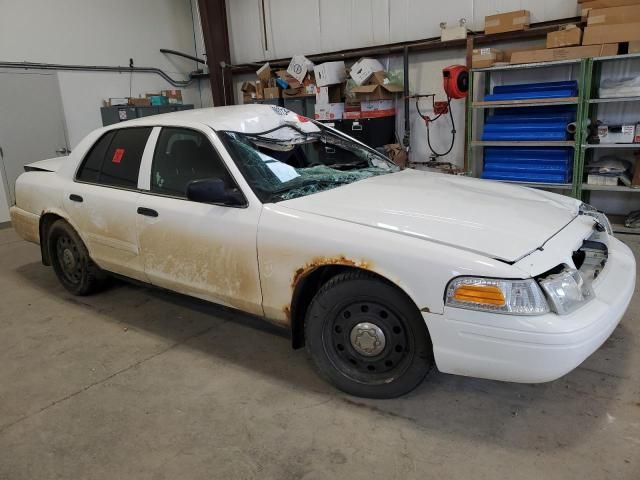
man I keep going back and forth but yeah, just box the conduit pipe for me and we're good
[0,61,199,87]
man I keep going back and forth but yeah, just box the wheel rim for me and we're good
[55,235,82,284]
[322,300,413,385]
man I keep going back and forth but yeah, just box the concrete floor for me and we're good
[0,227,639,480]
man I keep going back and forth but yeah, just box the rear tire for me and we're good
[305,271,433,398]
[48,220,107,295]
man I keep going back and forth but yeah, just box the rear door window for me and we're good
[77,127,152,189]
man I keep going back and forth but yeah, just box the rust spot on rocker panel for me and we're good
[291,255,373,290]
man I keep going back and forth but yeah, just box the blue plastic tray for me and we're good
[481,131,568,141]
[481,171,572,183]
[493,81,577,94]
[484,147,572,161]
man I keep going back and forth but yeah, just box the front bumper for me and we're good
[424,236,636,383]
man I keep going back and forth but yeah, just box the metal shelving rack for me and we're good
[576,55,640,199]
[467,54,640,233]
[466,58,588,197]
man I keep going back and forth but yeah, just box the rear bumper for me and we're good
[425,236,635,383]
[10,206,40,244]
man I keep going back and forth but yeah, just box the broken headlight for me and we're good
[539,268,593,315]
[579,203,612,235]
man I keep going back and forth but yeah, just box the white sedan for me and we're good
[10,105,636,398]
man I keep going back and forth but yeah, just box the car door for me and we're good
[63,127,153,282]
[135,126,263,316]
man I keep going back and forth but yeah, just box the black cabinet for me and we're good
[322,116,396,149]
[100,104,195,126]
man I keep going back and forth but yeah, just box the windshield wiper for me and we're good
[323,160,370,170]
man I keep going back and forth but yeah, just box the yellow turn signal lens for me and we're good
[453,285,506,306]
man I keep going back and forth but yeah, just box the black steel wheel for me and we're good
[55,234,83,285]
[305,271,433,398]
[48,219,107,295]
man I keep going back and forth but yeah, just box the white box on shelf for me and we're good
[314,62,346,87]
[587,174,619,186]
[598,124,635,144]
[314,103,345,120]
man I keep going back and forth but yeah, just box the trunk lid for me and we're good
[24,156,67,173]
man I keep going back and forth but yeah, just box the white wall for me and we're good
[0,0,209,148]
[226,0,579,63]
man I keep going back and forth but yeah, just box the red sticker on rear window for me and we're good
[112,148,125,164]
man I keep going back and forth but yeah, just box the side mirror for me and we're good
[186,178,244,206]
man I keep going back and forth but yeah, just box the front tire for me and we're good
[305,271,433,398]
[48,220,106,295]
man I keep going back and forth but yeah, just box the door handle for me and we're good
[137,207,158,217]
[55,147,71,155]
[69,194,83,203]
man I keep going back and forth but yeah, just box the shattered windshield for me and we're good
[218,123,398,202]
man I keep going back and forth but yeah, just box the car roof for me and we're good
[117,104,307,134]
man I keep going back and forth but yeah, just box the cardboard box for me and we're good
[107,97,128,106]
[546,26,582,48]
[361,99,394,112]
[275,70,300,89]
[629,40,640,52]
[502,44,546,62]
[583,22,640,44]
[510,43,618,64]
[351,73,403,100]
[440,23,467,42]
[587,174,619,185]
[315,85,342,104]
[598,124,636,143]
[256,62,272,86]
[587,4,640,24]
[351,83,403,100]
[582,0,640,8]
[314,102,345,120]
[128,97,151,107]
[255,82,264,99]
[241,81,257,95]
[384,144,408,169]
[350,58,384,85]
[484,10,530,35]
[360,99,395,118]
[314,61,346,87]
[343,111,362,120]
[263,86,280,100]
[287,55,313,83]
[472,48,504,68]
[161,89,183,104]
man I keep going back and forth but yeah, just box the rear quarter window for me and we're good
[76,127,152,188]
[76,130,115,183]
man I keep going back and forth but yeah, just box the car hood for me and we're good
[278,169,581,262]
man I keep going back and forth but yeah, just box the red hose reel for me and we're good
[442,65,469,99]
